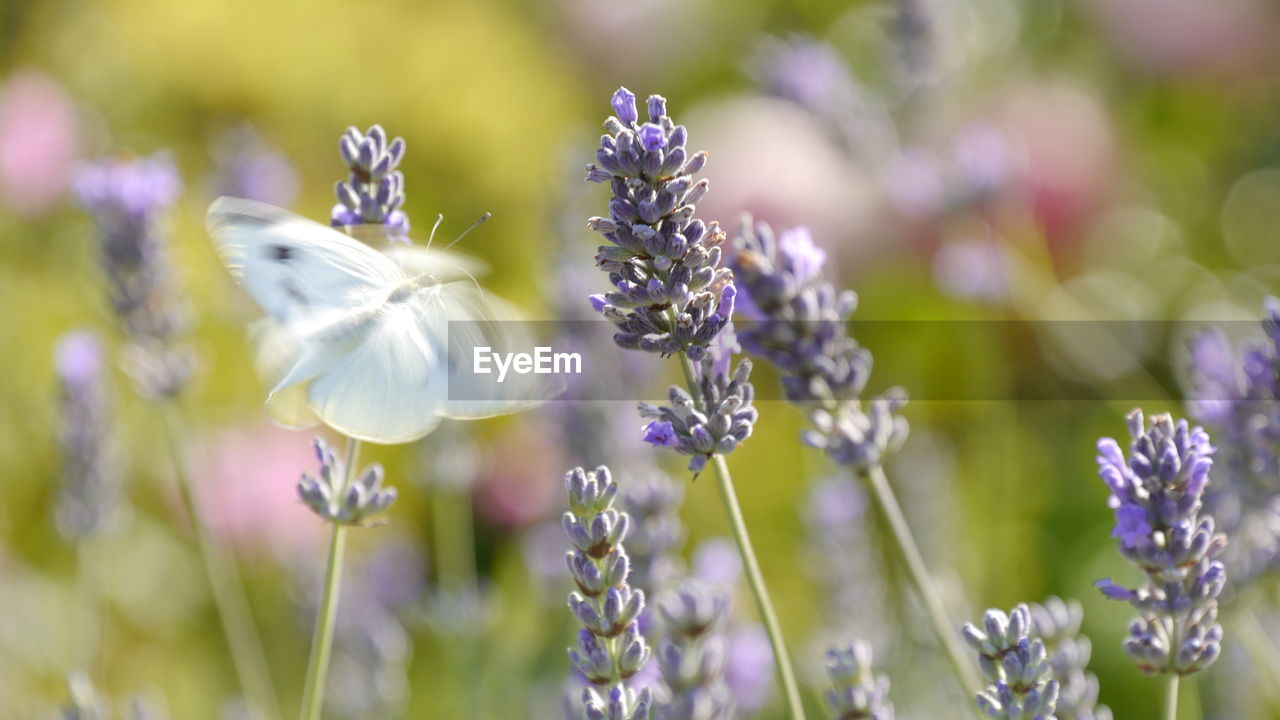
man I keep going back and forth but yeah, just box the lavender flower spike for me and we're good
[1185,298,1280,586]
[1094,410,1226,676]
[331,124,409,237]
[731,218,906,472]
[563,466,653,720]
[53,331,118,541]
[586,89,806,720]
[963,604,1060,720]
[638,357,758,474]
[1028,597,1111,720]
[586,88,733,361]
[824,642,894,720]
[73,152,193,398]
[297,437,397,525]
[653,580,734,720]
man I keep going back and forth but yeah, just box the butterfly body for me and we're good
[208,197,558,443]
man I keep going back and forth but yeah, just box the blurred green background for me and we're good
[2,0,1280,717]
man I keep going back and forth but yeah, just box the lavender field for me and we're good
[2,0,1280,718]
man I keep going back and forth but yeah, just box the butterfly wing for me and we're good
[422,282,566,419]
[304,303,449,444]
[207,197,406,324]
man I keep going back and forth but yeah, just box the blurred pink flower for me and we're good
[187,424,325,558]
[1087,0,1275,78]
[685,96,874,262]
[0,69,79,217]
[473,420,564,530]
[994,82,1115,248]
[551,0,717,82]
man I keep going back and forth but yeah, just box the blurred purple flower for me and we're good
[776,226,826,287]
[55,330,104,388]
[209,124,298,207]
[725,625,774,714]
[751,37,855,115]
[0,69,79,218]
[809,475,866,533]
[692,537,742,588]
[952,124,1011,197]
[74,153,181,223]
[884,150,946,218]
[932,238,1009,302]
[74,152,192,398]
[523,521,571,600]
[54,330,117,541]
[1186,300,1280,586]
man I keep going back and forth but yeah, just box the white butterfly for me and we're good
[207,197,558,444]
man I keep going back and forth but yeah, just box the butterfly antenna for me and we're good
[441,212,491,251]
[425,213,445,251]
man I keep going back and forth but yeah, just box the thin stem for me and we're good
[299,437,360,720]
[864,464,983,698]
[159,402,280,720]
[677,354,807,720]
[1164,673,1180,720]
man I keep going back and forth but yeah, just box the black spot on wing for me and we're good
[270,244,294,261]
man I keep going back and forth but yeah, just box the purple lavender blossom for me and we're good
[643,421,677,448]
[563,466,652,720]
[730,218,871,406]
[1028,597,1112,720]
[637,358,758,474]
[73,153,192,398]
[1094,410,1226,676]
[962,604,1059,720]
[331,125,408,237]
[297,437,397,525]
[1186,299,1280,586]
[53,331,117,541]
[585,88,734,361]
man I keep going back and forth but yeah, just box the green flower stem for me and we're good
[159,401,280,720]
[864,463,983,700]
[299,436,361,720]
[1164,673,1180,720]
[677,354,807,720]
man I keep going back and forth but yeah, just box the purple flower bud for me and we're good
[646,95,666,122]
[611,87,638,125]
